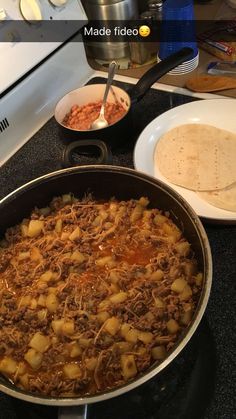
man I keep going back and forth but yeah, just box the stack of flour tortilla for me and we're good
[154,124,236,212]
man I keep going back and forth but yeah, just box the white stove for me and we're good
[0,0,223,167]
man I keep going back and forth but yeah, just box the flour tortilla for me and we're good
[154,124,236,191]
[198,182,236,212]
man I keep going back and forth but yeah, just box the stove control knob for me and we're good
[49,0,68,6]
[20,0,43,21]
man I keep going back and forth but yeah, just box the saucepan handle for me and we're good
[129,47,194,103]
[58,405,88,419]
[62,140,113,168]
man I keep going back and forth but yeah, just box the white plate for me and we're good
[134,99,236,222]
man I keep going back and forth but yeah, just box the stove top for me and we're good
[0,78,235,419]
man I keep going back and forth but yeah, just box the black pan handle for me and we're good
[62,140,113,168]
[129,47,194,103]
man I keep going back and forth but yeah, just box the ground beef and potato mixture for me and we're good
[0,195,203,397]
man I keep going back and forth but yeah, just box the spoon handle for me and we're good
[101,61,117,113]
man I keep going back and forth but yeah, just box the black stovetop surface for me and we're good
[0,77,235,419]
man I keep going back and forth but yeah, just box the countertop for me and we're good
[87,0,236,99]
[0,79,235,419]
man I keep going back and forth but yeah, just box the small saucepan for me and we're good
[54,48,194,149]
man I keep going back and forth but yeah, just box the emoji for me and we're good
[139,25,151,37]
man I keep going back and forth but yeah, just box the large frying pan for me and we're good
[0,166,212,418]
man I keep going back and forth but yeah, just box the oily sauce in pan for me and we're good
[0,195,203,397]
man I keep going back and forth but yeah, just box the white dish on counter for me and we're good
[134,98,236,223]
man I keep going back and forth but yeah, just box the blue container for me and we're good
[159,0,198,61]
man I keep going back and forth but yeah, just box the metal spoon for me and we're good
[91,61,117,130]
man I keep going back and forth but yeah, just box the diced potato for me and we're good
[138,197,149,207]
[71,251,85,264]
[125,329,139,343]
[51,319,64,335]
[154,214,167,225]
[138,331,153,344]
[162,223,181,242]
[0,357,17,374]
[99,209,108,221]
[166,319,180,334]
[175,241,190,256]
[45,293,59,313]
[37,309,47,321]
[40,270,53,282]
[153,296,165,308]
[171,277,187,294]
[79,338,91,348]
[24,349,42,370]
[38,207,51,216]
[137,346,147,356]
[144,311,155,322]
[30,247,42,261]
[37,282,48,291]
[109,283,120,293]
[121,354,137,380]
[21,224,28,237]
[179,285,192,301]
[48,286,57,294]
[17,362,27,376]
[97,311,110,324]
[150,270,164,281]
[85,357,98,371]
[30,298,37,309]
[104,317,120,336]
[18,251,30,260]
[55,219,62,233]
[181,310,193,326]
[195,272,203,286]
[18,295,31,308]
[19,373,29,388]
[63,363,81,379]
[69,227,81,241]
[38,295,46,307]
[96,255,116,268]
[109,271,120,284]
[109,292,127,304]
[62,194,72,204]
[114,341,133,354]
[27,220,44,238]
[109,202,117,212]
[62,321,75,335]
[183,261,196,277]
[70,343,82,358]
[151,346,166,360]
[98,299,110,312]
[130,205,143,223]
[120,323,131,338]
[61,231,70,240]
[29,332,50,353]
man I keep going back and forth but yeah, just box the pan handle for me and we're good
[58,405,88,419]
[62,140,113,168]
[129,47,194,103]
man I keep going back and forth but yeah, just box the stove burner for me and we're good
[0,319,215,419]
